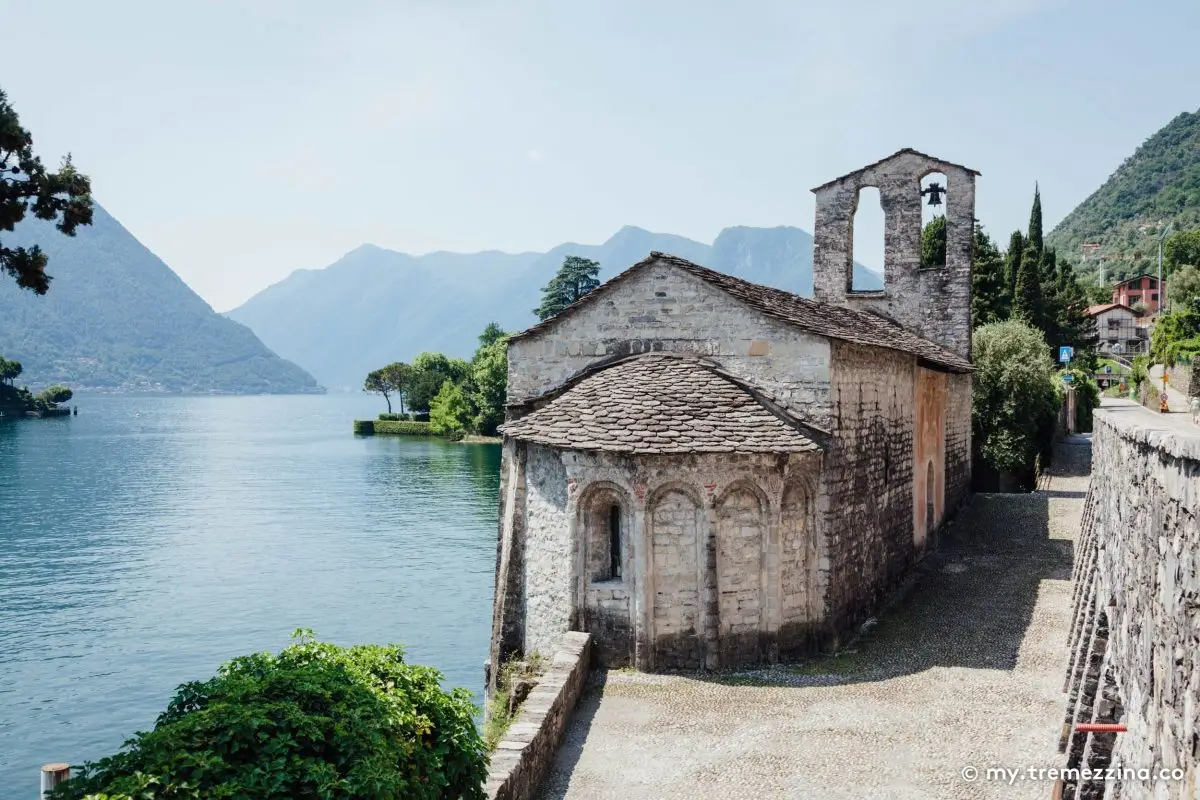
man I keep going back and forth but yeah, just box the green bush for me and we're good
[972,320,1062,477]
[1061,368,1100,433]
[430,380,472,437]
[373,420,433,436]
[412,412,430,423]
[49,631,487,800]
[1131,355,1149,388]
[378,412,412,421]
[353,419,375,435]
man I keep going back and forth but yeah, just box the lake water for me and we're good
[0,394,500,793]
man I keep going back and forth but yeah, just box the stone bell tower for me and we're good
[811,148,979,360]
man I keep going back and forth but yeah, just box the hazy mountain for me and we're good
[0,204,322,394]
[228,225,882,390]
[1048,108,1200,282]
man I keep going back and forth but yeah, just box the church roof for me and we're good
[499,353,823,455]
[508,253,972,373]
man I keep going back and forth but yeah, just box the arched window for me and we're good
[608,504,621,580]
[583,488,627,583]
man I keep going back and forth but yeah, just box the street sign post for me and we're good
[1058,346,1074,363]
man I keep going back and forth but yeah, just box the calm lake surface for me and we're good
[0,394,500,792]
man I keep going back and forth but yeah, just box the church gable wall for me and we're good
[507,263,834,427]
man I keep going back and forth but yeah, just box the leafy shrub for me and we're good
[378,412,412,421]
[972,320,1062,478]
[373,420,433,436]
[1061,368,1100,433]
[429,381,472,437]
[49,631,487,800]
[1131,355,1149,388]
[413,412,431,423]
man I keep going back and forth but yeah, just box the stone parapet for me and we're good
[1057,401,1199,799]
[486,632,591,800]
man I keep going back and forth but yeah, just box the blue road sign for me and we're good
[1058,346,1074,363]
[1105,365,1113,374]
[1062,373,1075,384]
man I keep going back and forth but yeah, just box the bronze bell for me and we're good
[922,182,946,206]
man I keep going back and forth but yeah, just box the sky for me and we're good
[2,0,1198,311]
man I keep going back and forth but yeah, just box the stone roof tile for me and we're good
[500,354,822,455]
[508,253,971,373]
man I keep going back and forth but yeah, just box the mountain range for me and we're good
[228,225,881,390]
[1048,108,1200,281]
[0,204,322,393]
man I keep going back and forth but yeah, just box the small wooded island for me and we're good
[0,356,74,418]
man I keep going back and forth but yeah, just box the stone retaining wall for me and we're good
[486,632,592,800]
[1058,404,1199,799]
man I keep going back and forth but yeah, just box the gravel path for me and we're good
[540,440,1091,800]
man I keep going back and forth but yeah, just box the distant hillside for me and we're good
[1048,109,1200,281]
[0,204,322,393]
[228,225,881,390]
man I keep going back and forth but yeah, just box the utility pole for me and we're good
[1157,222,1173,315]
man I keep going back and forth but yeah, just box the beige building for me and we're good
[1087,303,1147,355]
[488,150,977,675]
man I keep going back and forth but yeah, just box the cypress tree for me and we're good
[1027,183,1044,266]
[1013,246,1044,329]
[1005,231,1025,305]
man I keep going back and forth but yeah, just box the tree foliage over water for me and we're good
[364,322,511,436]
[0,88,93,294]
[48,631,488,800]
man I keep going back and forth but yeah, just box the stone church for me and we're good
[488,149,977,675]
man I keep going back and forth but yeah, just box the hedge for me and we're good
[379,412,413,421]
[372,420,433,436]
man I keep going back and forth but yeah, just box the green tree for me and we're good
[1150,307,1200,364]
[0,356,21,386]
[1012,245,1045,330]
[48,631,487,800]
[1026,183,1044,267]
[533,255,601,321]
[1166,264,1200,312]
[429,380,472,438]
[1,90,93,294]
[1004,230,1025,302]
[972,320,1062,479]
[1163,229,1200,273]
[971,223,1008,327]
[920,215,946,268]
[38,384,72,405]
[408,352,471,413]
[469,324,509,436]
[477,322,506,348]
[363,362,410,414]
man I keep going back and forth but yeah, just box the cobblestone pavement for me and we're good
[540,440,1091,800]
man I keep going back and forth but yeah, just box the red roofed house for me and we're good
[1111,274,1162,315]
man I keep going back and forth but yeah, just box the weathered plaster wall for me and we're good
[913,366,947,549]
[1059,405,1199,800]
[506,263,834,428]
[522,444,573,659]
[812,151,975,360]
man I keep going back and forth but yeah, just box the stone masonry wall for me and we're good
[944,371,972,515]
[822,341,965,635]
[812,151,975,360]
[522,444,573,660]
[486,632,592,800]
[506,263,834,429]
[1059,404,1199,799]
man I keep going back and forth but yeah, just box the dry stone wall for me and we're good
[1059,404,1199,799]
